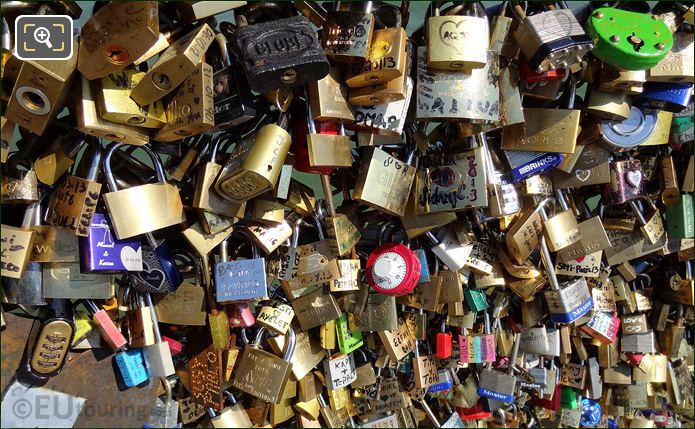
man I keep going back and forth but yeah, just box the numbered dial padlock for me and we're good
[366,243,421,296]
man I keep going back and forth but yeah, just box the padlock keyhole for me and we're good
[627,33,644,52]
[104,45,130,65]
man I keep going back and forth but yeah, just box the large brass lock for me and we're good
[232,326,296,404]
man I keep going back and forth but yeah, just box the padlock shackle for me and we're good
[418,400,442,428]
[85,142,103,182]
[282,326,296,361]
[374,2,402,28]
[20,200,41,228]
[102,142,167,193]
[213,33,231,68]
[145,292,163,343]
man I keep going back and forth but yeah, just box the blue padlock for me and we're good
[635,82,694,113]
[414,249,430,283]
[580,398,602,427]
[115,349,149,388]
[427,368,454,393]
[505,151,564,183]
[215,232,268,302]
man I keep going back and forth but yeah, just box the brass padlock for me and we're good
[153,62,215,142]
[78,1,160,80]
[193,134,246,218]
[76,75,150,146]
[215,113,292,202]
[426,1,489,72]
[6,43,78,135]
[96,68,166,128]
[102,143,185,239]
[232,326,296,404]
[45,143,102,236]
[346,4,407,84]
[131,24,215,106]
[308,67,355,123]
[353,146,416,217]
[321,2,375,62]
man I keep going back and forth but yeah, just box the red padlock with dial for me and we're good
[366,243,421,296]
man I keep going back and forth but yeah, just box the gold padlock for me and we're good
[96,68,166,128]
[215,113,292,203]
[154,62,215,142]
[344,8,407,88]
[5,43,78,135]
[308,67,355,123]
[353,146,416,217]
[131,23,215,106]
[426,2,489,72]
[76,75,149,146]
[78,1,160,80]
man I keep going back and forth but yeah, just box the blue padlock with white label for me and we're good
[115,349,149,388]
[215,232,268,302]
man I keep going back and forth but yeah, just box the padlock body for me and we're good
[215,124,292,202]
[79,213,144,272]
[213,64,257,128]
[544,277,594,324]
[514,9,592,72]
[346,28,406,88]
[116,349,149,387]
[235,16,330,93]
[103,182,185,239]
[154,62,215,142]
[232,347,292,404]
[78,2,159,79]
[427,16,488,72]
[586,8,673,70]
[7,52,79,135]
[130,241,182,294]
[215,258,268,302]
[97,69,166,128]
[322,11,375,61]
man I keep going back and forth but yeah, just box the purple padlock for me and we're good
[79,213,143,272]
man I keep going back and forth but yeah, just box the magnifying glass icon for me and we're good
[33,26,53,49]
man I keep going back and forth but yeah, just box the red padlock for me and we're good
[457,400,492,420]
[436,321,453,360]
[162,336,183,356]
[366,243,421,296]
[531,384,561,411]
[291,105,336,175]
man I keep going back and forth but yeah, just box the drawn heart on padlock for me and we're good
[120,246,143,271]
[438,21,468,50]
[137,266,165,289]
[626,170,642,188]
[575,169,591,182]
[574,256,586,263]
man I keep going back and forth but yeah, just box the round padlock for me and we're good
[599,105,657,151]
[580,398,602,427]
[366,243,421,296]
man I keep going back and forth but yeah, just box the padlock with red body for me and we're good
[457,400,492,420]
[436,321,453,360]
[366,242,421,296]
[291,111,337,175]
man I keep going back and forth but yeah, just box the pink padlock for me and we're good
[162,336,183,356]
[229,302,255,328]
[85,300,127,352]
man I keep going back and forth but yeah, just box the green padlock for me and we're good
[464,288,488,312]
[560,386,578,409]
[586,8,673,70]
[335,313,363,354]
[666,194,694,239]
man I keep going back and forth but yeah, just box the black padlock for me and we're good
[234,4,330,93]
